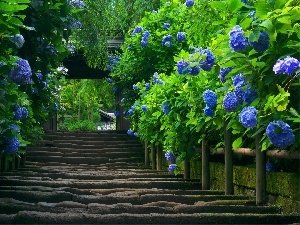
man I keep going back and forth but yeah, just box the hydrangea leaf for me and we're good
[259,19,273,31]
[249,30,261,42]
[209,1,227,11]
[232,137,243,150]
[226,0,243,12]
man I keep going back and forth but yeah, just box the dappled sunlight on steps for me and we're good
[0,131,299,224]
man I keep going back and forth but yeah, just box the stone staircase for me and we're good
[0,130,299,224]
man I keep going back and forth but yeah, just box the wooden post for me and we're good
[184,159,190,179]
[256,132,266,205]
[202,138,210,190]
[224,122,234,195]
[151,143,156,170]
[8,155,15,170]
[157,144,162,170]
[1,155,9,172]
[144,141,150,168]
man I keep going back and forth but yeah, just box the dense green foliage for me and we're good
[110,0,300,172]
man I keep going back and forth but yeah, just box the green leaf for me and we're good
[209,1,227,11]
[232,137,243,150]
[259,19,273,31]
[249,30,261,42]
[274,0,287,9]
[290,107,300,117]
[226,0,244,12]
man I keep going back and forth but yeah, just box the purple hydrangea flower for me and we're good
[176,32,186,42]
[229,25,248,52]
[11,34,25,49]
[162,101,171,114]
[176,59,191,74]
[203,89,217,108]
[163,22,171,29]
[239,106,258,128]
[222,92,239,112]
[141,105,148,112]
[168,164,177,173]
[249,31,270,53]
[273,56,300,76]
[4,136,20,154]
[266,120,295,149]
[165,151,176,161]
[9,58,32,85]
[204,106,215,117]
[185,0,194,7]
[219,67,232,83]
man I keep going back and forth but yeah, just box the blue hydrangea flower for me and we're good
[163,22,170,29]
[234,87,244,105]
[165,151,176,161]
[203,90,217,108]
[13,103,20,111]
[204,106,215,117]
[134,132,138,137]
[140,40,148,47]
[168,164,177,173]
[198,48,215,71]
[243,88,257,105]
[145,83,150,90]
[177,59,191,74]
[162,101,171,114]
[273,56,300,76]
[176,32,186,42]
[132,26,143,36]
[11,34,25,49]
[127,109,134,116]
[232,73,246,88]
[222,92,239,112]
[107,78,113,83]
[162,35,172,47]
[133,84,138,90]
[141,105,148,112]
[229,25,248,52]
[4,136,20,154]
[113,86,118,92]
[266,120,295,149]
[143,31,150,39]
[185,0,194,7]
[249,11,256,20]
[68,0,85,8]
[114,111,119,117]
[241,0,248,3]
[266,162,279,172]
[70,19,82,29]
[14,106,28,120]
[249,31,270,53]
[9,58,32,85]
[121,98,125,103]
[9,124,20,133]
[239,107,258,128]
[190,66,200,75]
[127,129,134,136]
[219,67,232,83]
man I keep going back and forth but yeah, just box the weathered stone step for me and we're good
[28,144,143,150]
[0,198,279,215]
[0,178,202,189]
[1,211,298,224]
[26,150,144,157]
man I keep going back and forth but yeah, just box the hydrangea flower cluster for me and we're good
[176,32,186,42]
[222,92,239,112]
[133,132,138,137]
[114,111,119,117]
[4,136,20,154]
[273,56,300,76]
[232,73,246,88]
[229,25,248,52]
[176,59,191,74]
[249,11,256,20]
[131,26,143,36]
[145,83,150,90]
[68,0,85,8]
[10,34,25,49]
[163,22,170,29]
[219,67,232,83]
[190,66,200,75]
[162,101,171,114]
[107,55,121,71]
[243,88,257,104]
[238,107,258,128]
[68,45,75,54]
[185,0,194,7]
[165,151,176,162]
[133,84,138,90]
[107,78,113,83]
[162,35,172,47]
[9,124,20,133]
[249,31,270,53]
[153,72,164,84]
[266,120,295,149]
[9,58,32,85]
[127,129,134,136]
[168,164,177,173]
[241,0,248,3]
[266,162,279,172]
[141,105,148,112]
[113,86,118,92]
[13,105,28,120]
[194,48,215,71]
[69,19,82,29]
[141,31,150,47]
[203,90,217,117]
[127,105,136,116]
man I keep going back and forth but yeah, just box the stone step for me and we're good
[28,143,143,150]
[0,198,279,215]
[26,147,144,153]
[0,211,298,224]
